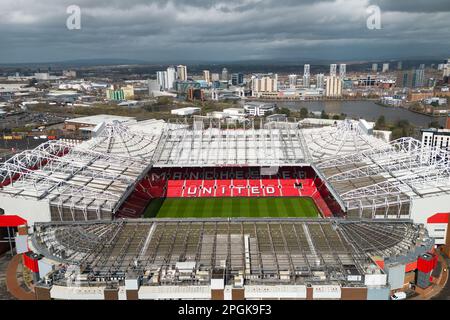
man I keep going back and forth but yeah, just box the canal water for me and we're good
[250,100,446,128]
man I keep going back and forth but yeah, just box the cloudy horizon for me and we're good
[0,0,449,64]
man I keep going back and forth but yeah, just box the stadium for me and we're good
[0,117,449,300]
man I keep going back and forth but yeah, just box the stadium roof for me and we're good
[315,137,450,218]
[30,219,432,287]
[2,118,448,221]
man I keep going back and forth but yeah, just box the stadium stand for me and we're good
[116,166,338,218]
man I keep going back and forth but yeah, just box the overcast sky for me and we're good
[0,0,449,63]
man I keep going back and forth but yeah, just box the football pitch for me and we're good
[144,197,320,219]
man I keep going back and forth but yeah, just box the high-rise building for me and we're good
[397,61,403,70]
[330,64,337,77]
[443,59,450,78]
[231,73,244,86]
[222,68,229,81]
[211,73,220,82]
[177,65,188,81]
[203,70,211,83]
[166,66,177,90]
[303,64,311,88]
[148,79,160,97]
[413,68,425,88]
[156,71,167,90]
[339,64,347,79]
[325,76,342,97]
[316,73,325,89]
[288,74,298,89]
[372,63,378,72]
[382,63,390,73]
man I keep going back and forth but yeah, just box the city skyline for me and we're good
[0,0,450,64]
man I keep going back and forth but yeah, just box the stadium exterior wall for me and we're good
[0,195,51,226]
[36,284,383,300]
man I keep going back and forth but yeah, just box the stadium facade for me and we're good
[1,117,449,300]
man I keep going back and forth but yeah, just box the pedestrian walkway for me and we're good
[5,254,35,300]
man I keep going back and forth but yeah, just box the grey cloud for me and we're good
[0,0,449,63]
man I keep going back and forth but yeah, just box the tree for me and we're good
[300,107,309,119]
[332,115,340,120]
[428,120,441,129]
[321,110,329,119]
[375,115,386,130]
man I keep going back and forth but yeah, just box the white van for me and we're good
[391,292,407,300]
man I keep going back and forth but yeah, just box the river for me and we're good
[245,100,446,128]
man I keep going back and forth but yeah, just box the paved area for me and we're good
[0,253,16,300]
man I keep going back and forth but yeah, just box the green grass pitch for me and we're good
[144,197,320,219]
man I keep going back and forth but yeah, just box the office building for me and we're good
[397,61,403,70]
[303,64,311,88]
[177,65,188,81]
[167,67,177,90]
[413,68,425,88]
[382,63,390,73]
[325,76,342,97]
[330,64,337,77]
[203,70,211,84]
[231,73,244,86]
[222,68,229,81]
[444,59,450,78]
[156,71,167,90]
[339,64,347,79]
[288,75,298,89]
[211,73,220,82]
[372,63,378,72]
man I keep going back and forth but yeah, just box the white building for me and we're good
[203,70,211,84]
[330,64,337,77]
[171,107,201,116]
[325,76,342,97]
[422,128,450,152]
[372,63,378,72]
[288,75,298,89]
[166,67,177,90]
[177,65,188,81]
[316,74,325,89]
[339,64,347,79]
[444,59,450,78]
[303,64,310,88]
[244,102,275,116]
[382,63,390,73]
[156,71,167,90]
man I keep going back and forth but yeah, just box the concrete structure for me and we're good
[382,63,390,73]
[372,63,378,73]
